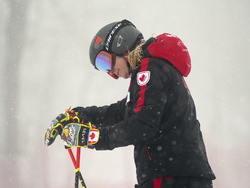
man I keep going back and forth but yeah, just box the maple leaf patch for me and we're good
[137,71,150,86]
[88,129,99,145]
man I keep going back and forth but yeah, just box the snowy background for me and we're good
[1,0,250,187]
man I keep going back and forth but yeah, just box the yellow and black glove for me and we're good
[44,107,84,146]
[61,122,99,149]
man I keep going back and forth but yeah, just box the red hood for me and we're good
[146,33,191,77]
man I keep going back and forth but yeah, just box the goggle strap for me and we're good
[124,51,129,63]
[105,20,134,52]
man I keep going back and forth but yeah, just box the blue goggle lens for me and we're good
[95,51,112,73]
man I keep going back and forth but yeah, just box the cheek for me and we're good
[113,60,119,69]
[115,56,126,68]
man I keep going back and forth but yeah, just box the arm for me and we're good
[74,97,127,128]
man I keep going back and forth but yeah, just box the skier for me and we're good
[45,19,216,188]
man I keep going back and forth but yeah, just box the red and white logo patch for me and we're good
[137,71,150,86]
[88,129,99,145]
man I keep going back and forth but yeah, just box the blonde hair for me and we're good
[127,41,144,71]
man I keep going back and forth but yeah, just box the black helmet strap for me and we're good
[104,19,135,52]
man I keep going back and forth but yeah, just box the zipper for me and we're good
[145,144,152,161]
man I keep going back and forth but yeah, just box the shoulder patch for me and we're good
[137,71,150,86]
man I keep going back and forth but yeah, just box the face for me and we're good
[109,56,130,79]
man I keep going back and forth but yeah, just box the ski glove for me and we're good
[61,122,99,149]
[44,107,85,146]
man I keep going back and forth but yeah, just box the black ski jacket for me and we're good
[77,33,216,185]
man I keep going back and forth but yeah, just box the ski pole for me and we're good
[67,147,87,188]
[68,147,86,188]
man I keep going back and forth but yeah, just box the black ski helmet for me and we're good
[89,19,143,70]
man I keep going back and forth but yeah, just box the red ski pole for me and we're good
[67,147,87,188]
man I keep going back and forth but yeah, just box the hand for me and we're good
[44,107,84,146]
[61,122,99,148]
